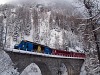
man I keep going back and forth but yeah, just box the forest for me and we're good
[0,0,100,75]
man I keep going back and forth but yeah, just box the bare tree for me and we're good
[83,0,100,63]
[0,18,3,48]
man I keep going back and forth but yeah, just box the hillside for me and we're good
[0,0,100,75]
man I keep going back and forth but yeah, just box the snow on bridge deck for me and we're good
[4,48,85,60]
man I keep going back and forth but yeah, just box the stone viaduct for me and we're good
[5,50,84,75]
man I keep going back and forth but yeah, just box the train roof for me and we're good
[22,40,49,47]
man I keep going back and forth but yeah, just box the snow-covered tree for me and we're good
[75,0,100,75]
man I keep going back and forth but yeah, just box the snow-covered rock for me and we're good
[0,50,19,75]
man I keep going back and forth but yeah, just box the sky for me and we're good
[0,0,10,4]
[0,0,74,4]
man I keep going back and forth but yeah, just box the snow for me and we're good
[0,50,19,75]
[0,13,3,16]
[4,3,84,53]
[7,36,16,48]
[75,46,84,53]
[49,28,63,48]
[78,24,86,26]
[20,63,42,75]
[93,26,100,31]
[60,63,68,75]
[68,47,84,53]
[80,63,87,75]
[24,30,33,42]
[68,47,76,52]
[11,8,16,13]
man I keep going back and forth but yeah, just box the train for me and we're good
[14,40,86,59]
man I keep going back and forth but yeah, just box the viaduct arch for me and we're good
[5,50,84,75]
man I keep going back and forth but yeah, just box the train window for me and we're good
[55,50,56,53]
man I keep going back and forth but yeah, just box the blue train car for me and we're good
[14,40,52,54]
[44,46,52,54]
[27,41,34,51]
[14,40,27,50]
[14,44,19,49]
